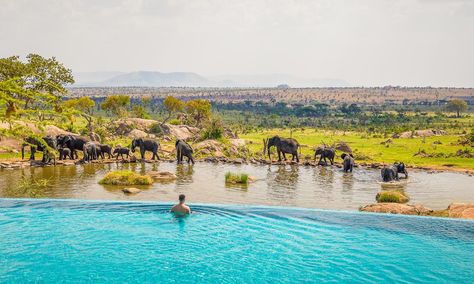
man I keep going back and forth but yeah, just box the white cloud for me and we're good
[0,0,473,86]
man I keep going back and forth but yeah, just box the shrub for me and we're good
[169,119,181,125]
[202,118,224,140]
[376,190,409,203]
[225,172,249,184]
[149,123,163,135]
[99,171,153,185]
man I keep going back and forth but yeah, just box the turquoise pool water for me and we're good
[0,199,473,283]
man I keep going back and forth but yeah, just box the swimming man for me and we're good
[171,194,191,215]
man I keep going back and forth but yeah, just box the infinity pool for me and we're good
[0,199,473,283]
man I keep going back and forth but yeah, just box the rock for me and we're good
[395,129,447,139]
[334,142,352,153]
[148,171,177,182]
[232,158,244,164]
[447,203,474,219]
[44,125,77,137]
[128,129,148,139]
[194,140,224,157]
[230,139,246,147]
[122,187,141,194]
[161,123,199,140]
[360,203,432,216]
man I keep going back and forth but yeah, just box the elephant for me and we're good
[381,162,408,182]
[58,147,73,160]
[22,136,57,162]
[266,136,299,162]
[83,142,99,162]
[341,153,354,173]
[175,139,194,164]
[57,135,90,159]
[113,147,130,160]
[131,138,160,160]
[314,146,335,166]
[97,144,113,159]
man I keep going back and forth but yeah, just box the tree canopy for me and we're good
[101,95,130,117]
[446,99,468,118]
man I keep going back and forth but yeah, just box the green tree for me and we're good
[101,95,130,117]
[445,99,468,118]
[185,99,211,126]
[162,95,184,125]
[63,96,96,131]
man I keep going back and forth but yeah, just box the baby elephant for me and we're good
[381,162,408,182]
[58,147,73,160]
[341,153,354,173]
[175,139,194,164]
[113,147,130,160]
[98,144,113,159]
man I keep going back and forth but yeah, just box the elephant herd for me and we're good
[265,135,408,182]
[22,134,196,165]
[22,134,408,182]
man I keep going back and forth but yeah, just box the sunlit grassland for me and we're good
[240,128,474,170]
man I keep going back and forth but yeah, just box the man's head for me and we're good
[179,194,185,203]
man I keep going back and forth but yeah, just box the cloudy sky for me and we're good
[1,0,473,86]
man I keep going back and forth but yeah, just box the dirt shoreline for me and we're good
[1,157,473,176]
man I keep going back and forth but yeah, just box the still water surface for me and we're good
[0,162,472,210]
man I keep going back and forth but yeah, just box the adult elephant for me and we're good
[131,138,160,160]
[176,139,194,164]
[314,146,335,166]
[22,136,57,162]
[381,162,408,182]
[266,136,299,162]
[57,135,89,159]
[83,142,99,162]
[341,153,354,173]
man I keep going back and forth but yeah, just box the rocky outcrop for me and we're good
[360,203,432,215]
[394,129,447,139]
[447,203,474,219]
[128,129,149,139]
[161,123,199,140]
[194,140,224,157]
[44,125,77,137]
[122,187,141,194]
[147,171,177,182]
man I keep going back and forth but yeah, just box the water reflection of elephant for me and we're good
[314,166,335,188]
[272,165,299,186]
[342,172,354,192]
[176,164,194,184]
[266,165,299,201]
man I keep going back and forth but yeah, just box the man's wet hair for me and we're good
[179,194,185,202]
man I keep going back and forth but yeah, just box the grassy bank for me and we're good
[240,129,474,170]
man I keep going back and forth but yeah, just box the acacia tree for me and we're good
[0,54,74,120]
[101,95,130,117]
[185,99,211,126]
[446,99,468,118]
[161,95,184,125]
[63,96,96,131]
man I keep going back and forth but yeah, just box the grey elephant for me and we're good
[58,147,73,160]
[341,153,354,172]
[131,138,160,160]
[381,162,408,182]
[176,139,194,164]
[314,146,335,165]
[266,136,299,162]
[83,142,99,162]
[22,136,57,162]
[113,147,130,160]
[97,144,113,159]
[57,134,90,159]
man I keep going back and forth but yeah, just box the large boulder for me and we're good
[44,125,77,137]
[194,140,224,157]
[395,129,447,139]
[447,203,474,219]
[128,129,148,139]
[360,203,432,215]
[161,123,199,140]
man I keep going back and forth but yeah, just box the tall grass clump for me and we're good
[99,170,153,185]
[376,190,409,203]
[225,172,249,184]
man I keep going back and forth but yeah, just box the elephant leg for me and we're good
[30,146,36,161]
[176,149,181,163]
[141,149,145,160]
[282,152,287,161]
[330,158,334,165]
[277,151,281,162]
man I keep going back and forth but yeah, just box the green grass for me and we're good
[99,170,153,185]
[376,190,409,203]
[225,172,249,184]
[240,128,474,170]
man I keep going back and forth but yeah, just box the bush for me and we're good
[149,123,163,135]
[376,190,409,203]
[225,172,249,184]
[202,118,224,140]
[169,119,181,125]
[99,171,153,185]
